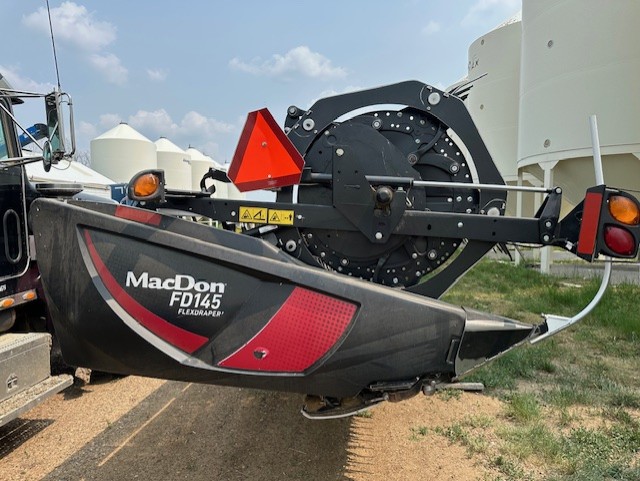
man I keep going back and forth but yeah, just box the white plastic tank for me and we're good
[155,137,192,190]
[466,13,522,183]
[91,123,157,183]
[185,147,228,198]
[518,0,640,206]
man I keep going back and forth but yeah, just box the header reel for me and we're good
[239,81,508,296]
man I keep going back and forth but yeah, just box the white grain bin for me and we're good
[185,147,228,197]
[464,13,531,216]
[26,160,115,200]
[517,0,640,207]
[91,123,157,183]
[466,13,521,184]
[155,137,192,190]
[221,166,244,201]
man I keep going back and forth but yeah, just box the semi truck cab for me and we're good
[0,74,73,427]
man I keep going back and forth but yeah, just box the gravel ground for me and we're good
[0,376,499,480]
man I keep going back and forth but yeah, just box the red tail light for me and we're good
[603,225,636,256]
[577,187,640,260]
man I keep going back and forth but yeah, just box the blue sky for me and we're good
[1,0,520,165]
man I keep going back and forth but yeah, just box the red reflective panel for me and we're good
[228,108,304,192]
[218,287,357,373]
[115,205,162,226]
[577,191,603,257]
[604,225,636,256]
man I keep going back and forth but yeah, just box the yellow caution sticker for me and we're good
[238,206,295,225]
[239,206,268,223]
[268,209,295,225]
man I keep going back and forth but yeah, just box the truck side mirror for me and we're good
[44,91,75,164]
[42,140,53,172]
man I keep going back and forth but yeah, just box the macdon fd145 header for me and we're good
[30,81,640,418]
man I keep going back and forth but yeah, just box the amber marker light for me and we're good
[0,298,15,309]
[22,291,37,301]
[133,173,160,198]
[609,195,640,225]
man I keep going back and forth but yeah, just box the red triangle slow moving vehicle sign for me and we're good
[228,108,305,192]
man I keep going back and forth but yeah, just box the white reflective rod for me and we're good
[531,114,612,344]
[531,261,612,344]
[412,180,552,193]
[590,114,605,185]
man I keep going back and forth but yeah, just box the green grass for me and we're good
[504,393,540,424]
[493,415,640,479]
[409,425,429,441]
[434,422,489,455]
[491,454,528,479]
[444,261,640,339]
[500,423,563,463]
[465,341,558,390]
[437,388,462,401]
[354,409,373,419]
[443,261,640,401]
[438,260,640,480]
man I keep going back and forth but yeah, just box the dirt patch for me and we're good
[345,392,504,481]
[0,376,164,481]
[1,376,511,481]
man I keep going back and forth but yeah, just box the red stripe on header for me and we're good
[83,229,208,354]
[115,205,162,226]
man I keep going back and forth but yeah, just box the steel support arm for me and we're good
[157,196,553,247]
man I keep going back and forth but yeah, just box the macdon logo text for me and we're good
[125,272,225,294]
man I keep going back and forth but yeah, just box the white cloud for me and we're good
[23,2,116,52]
[461,0,521,27]
[0,65,55,92]
[23,2,128,86]
[229,46,347,80]
[80,109,236,161]
[89,53,128,85]
[128,109,234,160]
[199,141,221,159]
[422,20,441,35]
[181,111,235,136]
[317,85,362,98]
[147,68,168,82]
[311,85,363,105]
[127,109,235,139]
[128,109,174,134]
[99,113,122,128]
[77,120,97,138]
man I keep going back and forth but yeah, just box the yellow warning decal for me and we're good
[268,209,294,225]
[239,206,268,223]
